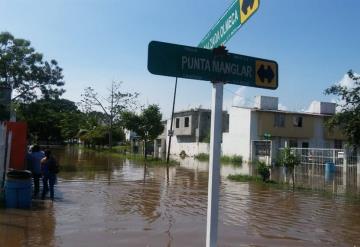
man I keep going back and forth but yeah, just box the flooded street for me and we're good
[1,147,360,246]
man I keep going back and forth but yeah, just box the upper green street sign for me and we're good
[199,0,260,49]
[148,41,278,90]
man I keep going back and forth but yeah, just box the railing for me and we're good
[271,147,360,194]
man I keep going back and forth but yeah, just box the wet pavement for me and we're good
[1,147,360,246]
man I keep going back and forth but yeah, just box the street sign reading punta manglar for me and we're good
[148,41,278,90]
[199,0,259,49]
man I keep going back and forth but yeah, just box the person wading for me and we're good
[41,150,59,201]
[28,145,45,198]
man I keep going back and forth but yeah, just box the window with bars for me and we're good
[292,116,303,127]
[184,117,189,127]
[274,113,285,127]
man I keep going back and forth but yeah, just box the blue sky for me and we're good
[1,0,359,117]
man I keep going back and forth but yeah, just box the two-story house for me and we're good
[222,96,346,162]
[157,108,229,157]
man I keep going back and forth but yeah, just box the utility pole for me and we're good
[166,77,178,164]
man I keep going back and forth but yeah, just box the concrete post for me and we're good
[161,139,166,160]
[153,139,159,158]
[343,148,347,188]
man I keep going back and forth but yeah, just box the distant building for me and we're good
[156,108,229,157]
[222,96,346,163]
[124,129,137,142]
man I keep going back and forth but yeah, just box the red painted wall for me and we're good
[6,122,27,170]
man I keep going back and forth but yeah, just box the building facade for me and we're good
[156,108,229,157]
[222,96,346,163]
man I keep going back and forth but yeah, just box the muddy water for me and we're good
[1,147,360,247]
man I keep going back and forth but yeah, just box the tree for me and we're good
[81,81,138,148]
[17,98,81,143]
[276,147,300,190]
[78,125,125,148]
[122,105,164,159]
[325,70,360,146]
[256,161,270,182]
[0,32,65,102]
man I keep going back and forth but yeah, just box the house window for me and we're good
[293,116,303,127]
[302,142,309,148]
[334,140,342,149]
[175,118,180,128]
[289,139,298,148]
[302,142,309,155]
[184,117,189,127]
[274,113,285,127]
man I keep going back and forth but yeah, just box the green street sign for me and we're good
[148,41,278,89]
[199,0,260,49]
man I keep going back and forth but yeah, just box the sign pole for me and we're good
[206,81,223,247]
[166,77,178,164]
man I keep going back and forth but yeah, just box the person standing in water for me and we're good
[41,150,59,201]
[29,145,45,198]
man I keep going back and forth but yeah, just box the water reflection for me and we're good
[0,203,56,246]
[0,146,360,246]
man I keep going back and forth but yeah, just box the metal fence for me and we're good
[270,148,360,194]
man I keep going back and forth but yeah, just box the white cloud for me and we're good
[232,87,249,107]
[306,100,320,113]
[278,103,288,111]
[338,72,359,88]
[329,71,359,111]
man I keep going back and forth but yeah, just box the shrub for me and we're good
[194,153,209,161]
[221,155,243,166]
[256,161,270,182]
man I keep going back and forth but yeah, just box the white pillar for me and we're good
[206,82,223,247]
[153,139,159,158]
[343,148,347,188]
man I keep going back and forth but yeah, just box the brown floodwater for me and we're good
[1,146,360,246]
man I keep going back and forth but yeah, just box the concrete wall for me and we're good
[170,140,210,156]
[222,107,252,161]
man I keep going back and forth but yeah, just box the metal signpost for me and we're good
[148,2,269,246]
[148,39,277,246]
[198,1,260,244]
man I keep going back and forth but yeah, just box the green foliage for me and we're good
[113,145,131,153]
[79,125,124,147]
[81,81,138,147]
[256,161,270,182]
[122,104,164,158]
[194,153,209,161]
[325,70,360,146]
[276,147,300,171]
[16,98,81,143]
[194,153,243,166]
[228,174,262,182]
[202,131,211,143]
[0,32,65,102]
[276,147,300,189]
[221,155,243,165]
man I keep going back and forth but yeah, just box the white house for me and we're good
[222,96,345,162]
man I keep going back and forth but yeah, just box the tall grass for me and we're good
[194,153,243,166]
[194,153,209,161]
[221,155,243,166]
